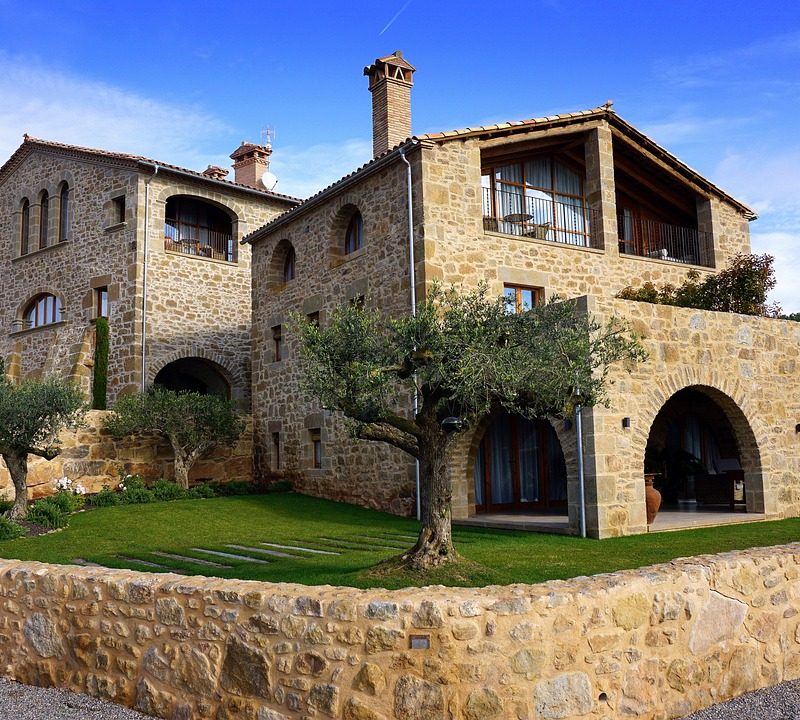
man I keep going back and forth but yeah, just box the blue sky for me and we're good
[1,0,798,310]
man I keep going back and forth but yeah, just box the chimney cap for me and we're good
[230,142,272,161]
[364,50,416,78]
[202,165,229,179]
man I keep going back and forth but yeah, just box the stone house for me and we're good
[0,136,296,406]
[246,51,800,537]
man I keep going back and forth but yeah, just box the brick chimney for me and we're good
[202,165,229,181]
[230,142,273,188]
[364,50,415,158]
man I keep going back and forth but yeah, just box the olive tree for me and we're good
[0,366,86,518]
[296,285,646,570]
[105,386,244,489]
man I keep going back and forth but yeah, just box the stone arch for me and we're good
[329,200,365,262]
[634,371,766,513]
[268,239,296,291]
[147,349,245,406]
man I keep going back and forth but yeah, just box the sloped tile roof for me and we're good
[0,135,298,203]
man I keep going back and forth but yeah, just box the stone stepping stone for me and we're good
[224,544,300,559]
[151,551,231,569]
[117,556,179,571]
[71,558,104,567]
[190,548,270,564]
[316,536,402,552]
[260,542,340,556]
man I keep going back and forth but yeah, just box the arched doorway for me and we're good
[473,411,567,512]
[644,386,759,511]
[154,357,230,398]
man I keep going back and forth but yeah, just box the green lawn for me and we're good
[0,492,798,589]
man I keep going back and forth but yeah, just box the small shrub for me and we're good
[266,479,293,493]
[89,488,120,507]
[151,479,188,502]
[50,490,85,514]
[187,483,217,499]
[119,474,146,492]
[27,499,69,529]
[119,487,155,505]
[0,499,14,515]
[214,480,256,496]
[0,517,25,540]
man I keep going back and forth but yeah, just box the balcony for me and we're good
[618,213,713,267]
[482,187,600,248]
[164,219,234,262]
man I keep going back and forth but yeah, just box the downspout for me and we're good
[399,143,421,521]
[141,165,159,391]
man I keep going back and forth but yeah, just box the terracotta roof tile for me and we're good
[0,136,297,203]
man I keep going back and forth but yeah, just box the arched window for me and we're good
[20,198,30,255]
[24,294,62,329]
[39,191,49,249]
[59,184,70,242]
[283,246,296,282]
[344,211,363,254]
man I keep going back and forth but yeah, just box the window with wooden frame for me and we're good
[283,246,296,282]
[24,293,62,329]
[310,428,322,469]
[344,210,363,254]
[96,286,109,318]
[272,324,283,362]
[503,284,543,313]
[19,198,30,255]
[59,183,70,242]
[111,195,126,224]
[39,191,49,249]
[482,154,590,246]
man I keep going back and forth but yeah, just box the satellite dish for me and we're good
[261,171,278,191]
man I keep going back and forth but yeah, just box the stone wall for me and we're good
[1,544,799,719]
[250,155,421,516]
[0,410,253,500]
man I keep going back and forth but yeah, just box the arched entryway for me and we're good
[644,386,762,513]
[154,357,231,398]
[473,411,567,513]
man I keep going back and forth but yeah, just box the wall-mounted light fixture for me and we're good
[622,417,631,429]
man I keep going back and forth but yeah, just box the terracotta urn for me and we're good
[644,474,662,525]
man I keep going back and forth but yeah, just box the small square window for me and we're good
[96,286,109,318]
[272,324,283,362]
[310,428,321,469]
[503,284,543,314]
[307,311,320,327]
[350,295,365,310]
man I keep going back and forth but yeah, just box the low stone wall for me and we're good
[0,410,253,500]
[0,544,798,719]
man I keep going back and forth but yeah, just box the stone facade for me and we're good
[1,544,800,719]
[0,411,253,500]
[248,106,788,538]
[0,137,296,410]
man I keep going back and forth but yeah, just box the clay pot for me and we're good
[645,474,662,525]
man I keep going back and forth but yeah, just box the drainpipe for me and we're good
[399,143,421,521]
[574,388,587,538]
[141,165,159,391]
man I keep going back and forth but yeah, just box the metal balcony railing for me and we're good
[482,187,599,248]
[617,213,713,267]
[164,219,234,262]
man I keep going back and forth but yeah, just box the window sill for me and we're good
[104,221,128,233]
[12,240,69,262]
[9,320,67,337]
[331,246,366,268]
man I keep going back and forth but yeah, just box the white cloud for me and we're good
[0,53,230,173]
[751,232,800,313]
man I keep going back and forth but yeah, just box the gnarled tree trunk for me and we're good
[4,452,29,519]
[401,426,457,570]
